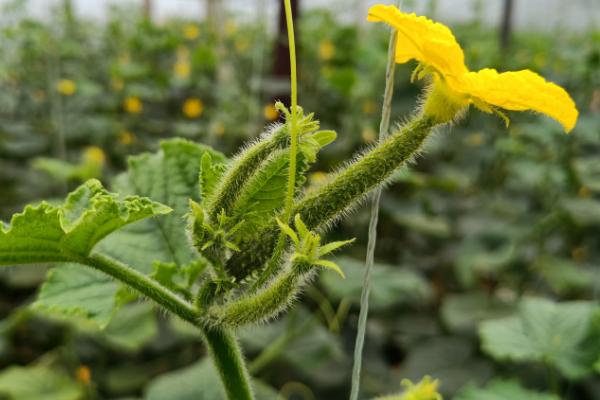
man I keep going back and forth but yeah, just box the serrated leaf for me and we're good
[199,152,227,200]
[99,139,226,271]
[0,179,171,266]
[33,140,223,327]
[455,379,560,400]
[479,297,598,379]
[233,151,290,227]
[0,366,84,400]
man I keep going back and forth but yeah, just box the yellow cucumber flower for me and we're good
[263,102,280,121]
[123,96,143,114]
[56,79,77,96]
[183,23,199,40]
[183,98,204,118]
[376,376,442,400]
[367,4,578,132]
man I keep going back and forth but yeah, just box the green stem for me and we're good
[203,327,254,400]
[85,253,254,400]
[283,0,298,217]
[226,115,437,279]
[206,260,312,327]
[84,253,199,325]
[349,22,398,400]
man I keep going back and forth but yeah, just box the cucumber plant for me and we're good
[0,3,578,400]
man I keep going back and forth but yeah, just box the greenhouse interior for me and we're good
[0,0,599,399]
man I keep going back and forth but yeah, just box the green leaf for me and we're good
[561,197,600,227]
[0,179,171,266]
[455,379,560,400]
[321,257,431,310]
[33,263,119,328]
[99,139,226,270]
[199,152,227,200]
[102,302,158,352]
[479,297,598,379]
[232,150,290,228]
[574,157,600,192]
[276,218,299,246]
[145,358,278,400]
[32,140,223,327]
[0,366,84,400]
[533,256,594,295]
[441,292,514,335]
[318,238,355,257]
[314,259,345,279]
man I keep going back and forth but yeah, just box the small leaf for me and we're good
[199,152,226,200]
[294,214,310,239]
[276,218,299,246]
[309,130,337,147]
[318,238,355,257]
[314,259,345,279]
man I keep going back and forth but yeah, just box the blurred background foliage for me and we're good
[0,0,599,399]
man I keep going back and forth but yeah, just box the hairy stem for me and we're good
[206,260,312,327]
[226,115,438,279]
[205,125,287,218]
[350,21,398,400]
[84,253,198,324]
[85,253,254,400]
[203,327,254,400]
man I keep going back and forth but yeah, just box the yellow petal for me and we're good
[367,4,468,77]
[450,68,578,132]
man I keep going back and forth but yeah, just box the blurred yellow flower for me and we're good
[319,40,335,61]
[75,366,91,385]
[368,4,578,132]
[183,98,204,118]
[263,103,279,121]
[83,146,106,165]
[118,130,136,145]
[56,79,76,96]
[174,61,191,79]
[376,376,442,400]
[183,23,200,40]
[123,96,143,114]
